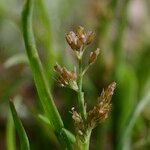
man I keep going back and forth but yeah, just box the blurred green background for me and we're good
[0,0,150,149]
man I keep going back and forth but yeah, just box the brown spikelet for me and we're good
[87,82,116,129]
[71,108,85,139]
[88,48,100,64]
[86,31,95,45]
[66,26,96,51]
[54,63,78,91]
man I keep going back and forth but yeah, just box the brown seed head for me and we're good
[98,82,116,104]
[88,48,100,64]
[65,32,81,50]
[66,26,95,52]
[87,82,116,129]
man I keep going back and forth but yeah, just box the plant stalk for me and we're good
[77,56,91,149]
[76,130,91,150]
[78,58,86,120]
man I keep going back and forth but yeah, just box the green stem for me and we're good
[22,0,73,149]
[77,58,91,149]
[83,131,91,150]
[76,130,91,150]
[78,58,86,120]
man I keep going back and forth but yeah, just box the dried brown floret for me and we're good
[65,26,96,59]
[65,31,82,50]
[88,48,100,64]
[86,31,95,45]
[71,108,85,138]
[66,26,95,59]
[54,63,78,91]
[76,26,86,44]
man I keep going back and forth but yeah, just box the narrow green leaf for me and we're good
[61,128,76,144]
[22,0,74,148]
[38,114,76,144]
[9,101,30,150]
[38,114,51,126]
[6,110,16,150]
[22,0,63,131]
[36,0,55,86]
[117,92,150,150]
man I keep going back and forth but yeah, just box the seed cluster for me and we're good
[71,82,116,141]
[66,26,95,51]
[66,26,96,59]
[54,63,78,91]
[87,82,116,129]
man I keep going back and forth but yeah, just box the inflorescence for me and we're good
[54,26,116,143]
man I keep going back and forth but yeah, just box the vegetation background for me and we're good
[0,0,150,149]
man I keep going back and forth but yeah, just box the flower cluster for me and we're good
[54,26,116,145]
[54,26,100,90]
[71,108,85,139]
[54,63,78,91]
[71,82,116,141]
[87,82,116,129]
[65,26,95,59]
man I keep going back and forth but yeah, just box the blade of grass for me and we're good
[36,0,55,87]
[22,0,63,130]
[117,92,150,150]
[9,101,30,150]
[38,114,51,126]
[6,109,16,150]
[22,0,74,148]
[38,114,76,144]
